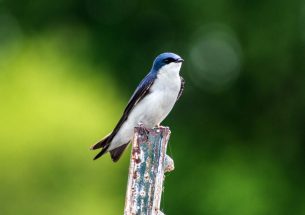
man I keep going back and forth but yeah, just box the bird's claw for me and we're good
[137,122,150,137]
[138,122,144,127]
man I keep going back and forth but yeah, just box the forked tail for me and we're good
[91,134,129,162]
[90,134,111,160]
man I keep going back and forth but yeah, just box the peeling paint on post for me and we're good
[124,126,174,215]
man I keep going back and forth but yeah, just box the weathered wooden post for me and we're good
[124,126,174,215]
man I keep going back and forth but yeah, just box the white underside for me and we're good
[108,62,182,151]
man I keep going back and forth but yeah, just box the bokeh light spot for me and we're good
[189,24,242,92]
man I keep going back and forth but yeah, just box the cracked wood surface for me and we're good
[124,126,173,215]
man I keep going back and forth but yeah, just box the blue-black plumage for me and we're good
[91,52,185,162]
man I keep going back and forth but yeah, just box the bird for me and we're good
[91,52,185,162]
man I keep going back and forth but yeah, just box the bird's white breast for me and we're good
[142,62,181,124]
[109,62,182,150]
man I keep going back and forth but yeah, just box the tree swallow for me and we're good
[91,52,185,162]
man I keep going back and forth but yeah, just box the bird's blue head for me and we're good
[151,52,184,72]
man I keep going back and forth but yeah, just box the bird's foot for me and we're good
[137,121,144,127]
[137,122,150,137]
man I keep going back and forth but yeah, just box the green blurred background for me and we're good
[0,0,305,214]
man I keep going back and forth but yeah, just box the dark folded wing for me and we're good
[108,73,156,142]
[92,72,156,154]
[177,76,185,101]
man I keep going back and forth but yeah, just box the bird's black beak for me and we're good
[175,58,184,63]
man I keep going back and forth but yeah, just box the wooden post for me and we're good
[124,126,174,215]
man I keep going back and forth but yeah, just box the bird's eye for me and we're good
[164,58,173,64]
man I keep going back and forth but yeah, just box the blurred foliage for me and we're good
[0,0,305,214]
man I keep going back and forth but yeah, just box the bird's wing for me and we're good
[177,76,185,101]
[91,73,156,154]
[117,73,155,128]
